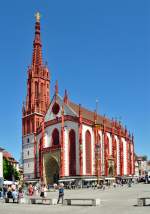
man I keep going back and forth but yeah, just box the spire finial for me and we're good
[55,80,58,95]
[35,11,41,22]
[32,11,42,66]
[63,89,68,104]
[96,99,99,114]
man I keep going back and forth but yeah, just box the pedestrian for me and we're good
[12,189,18,203]
[40,184,47,198]
[102,184,106,190]
[53,183,57,191]
[0,186,3,199]
[28,183,33,196]
[43,184,47,197]
[11,183,16,191]
[7,185,12,199]
[57,183,64,204]
[40,185,44,198]
[34,185,38,196]
[18,187,24,203]
[128,179,132,188]
[3,185,7,199]
[113,182,116,188]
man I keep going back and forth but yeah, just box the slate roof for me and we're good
[68,101,113,128]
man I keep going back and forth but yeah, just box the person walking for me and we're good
[40,184,47,198]
[57,183,64,204]
[18,187,24,203]
[28,184,33,196]
[34,185,39,196]
[40,184,44,198]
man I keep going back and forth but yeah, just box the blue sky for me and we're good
[0,0,149,160]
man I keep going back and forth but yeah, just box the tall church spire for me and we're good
[23,13,50,136]
[32,12,42,67]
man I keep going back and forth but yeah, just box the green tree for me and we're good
[13,167,20,181]
[3,159,12,180]
[3,159,20,181]
[143,156,147,161]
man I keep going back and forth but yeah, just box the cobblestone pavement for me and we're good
[0,183,150,214]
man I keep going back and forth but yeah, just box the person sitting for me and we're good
[7,190,13,199]
[12,189,18,203]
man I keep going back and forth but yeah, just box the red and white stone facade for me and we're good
[22,16,135,183]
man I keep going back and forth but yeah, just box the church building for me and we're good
[22,13,135,185]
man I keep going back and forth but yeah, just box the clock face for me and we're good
[52,102,60,115]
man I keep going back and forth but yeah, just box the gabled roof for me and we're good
[68,101,113,128]
[3,151,12,158]
[44,93,125,133]
[3,151,18,163]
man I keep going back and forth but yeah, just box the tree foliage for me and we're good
[3,159,12,180]
[3,158,20,181]
[142,156,147,161]
[13,167,20,180]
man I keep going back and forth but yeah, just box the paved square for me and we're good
[0,183,150,214]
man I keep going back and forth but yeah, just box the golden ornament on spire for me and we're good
[35,11,41,22]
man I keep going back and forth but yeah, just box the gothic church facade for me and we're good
[22,15,135,184]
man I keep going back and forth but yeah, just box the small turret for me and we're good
[63,89,68,104]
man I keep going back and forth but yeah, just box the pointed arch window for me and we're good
[52,129,60,146]
[35,82,38,99]
[113,139,117,176]
[96,133,101,156]
[27,119,30,134]
[85,130,92,175]
[104,135,109,176]
[69,129,76,176]
[41,83,44,98]
[113,139,117,158]
[97,134,101,145]
[106,136,109,156]
[96,133,101,176]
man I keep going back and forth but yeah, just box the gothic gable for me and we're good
[45,94,77,122]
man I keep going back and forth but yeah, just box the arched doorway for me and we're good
[69,129,76,176]
[108,166,114,177]
[85,130,92,175]
[44,155,59,185]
